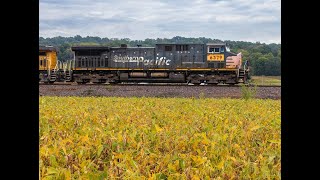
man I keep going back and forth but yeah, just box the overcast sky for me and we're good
[39,0,281,44]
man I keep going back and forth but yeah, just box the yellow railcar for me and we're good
[39,46,57,71]
[39,46,59,82]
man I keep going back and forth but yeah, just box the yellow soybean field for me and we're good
[40,97,281,179]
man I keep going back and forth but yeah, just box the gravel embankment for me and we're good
[39,84,281,99]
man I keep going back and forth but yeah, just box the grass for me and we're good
[250,76,281,86]
[40,97,281,179]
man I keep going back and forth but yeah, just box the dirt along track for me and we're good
[39,84,281,99]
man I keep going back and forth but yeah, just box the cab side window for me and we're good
[208,47,220,53]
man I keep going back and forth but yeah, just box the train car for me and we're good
[66,43,249,84]
[39,46,58,82]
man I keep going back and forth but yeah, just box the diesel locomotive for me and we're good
[39,43,249,85]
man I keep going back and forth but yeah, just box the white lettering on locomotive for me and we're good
[113,55,171,66]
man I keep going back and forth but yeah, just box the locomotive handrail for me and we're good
[47,59,51,76]
[243,60,248,70]
[55,60,63,73]
[55,60,58,72]
[66,60,69,71]
[73,51,76,70]
[60,59,75,73]
[63,61,68,73]
[237,68,240,78]
[67,61,70,71]
[68,59,74,71]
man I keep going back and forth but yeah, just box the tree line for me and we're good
[39,35,281,76]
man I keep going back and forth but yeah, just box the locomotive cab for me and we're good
[205,43,247,84]
[206,43,227,68]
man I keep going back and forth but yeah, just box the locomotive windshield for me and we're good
[39,51,46,56]
[208,47,220,53]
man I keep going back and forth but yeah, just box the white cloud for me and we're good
[39,0,281,43]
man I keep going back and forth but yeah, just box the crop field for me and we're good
[40,97,281,179]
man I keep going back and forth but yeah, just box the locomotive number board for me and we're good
[207,54,224,61]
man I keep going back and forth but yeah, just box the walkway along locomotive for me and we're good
[39,43,250,85]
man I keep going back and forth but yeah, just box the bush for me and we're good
[241,84,257,100]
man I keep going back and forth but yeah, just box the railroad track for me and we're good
[39,82,280,87]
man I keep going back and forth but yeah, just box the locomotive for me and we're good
[39,46,57,81]
[39,43,249,85]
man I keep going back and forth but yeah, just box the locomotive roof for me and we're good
[71,46,110,51]
[155,43,227,46]
[110,47,155,49]
[155,43,204,45]
[39,46,57,52]
[206,43,226,46]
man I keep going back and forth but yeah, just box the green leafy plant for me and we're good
[240,84,257,100]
